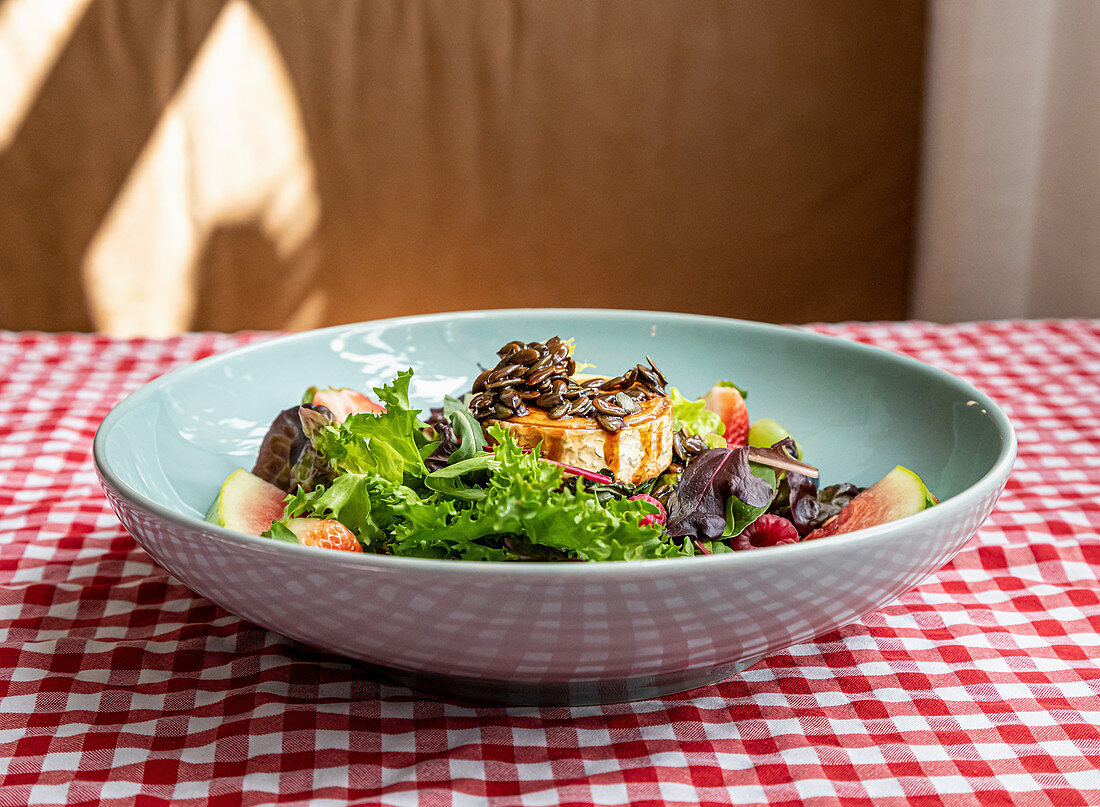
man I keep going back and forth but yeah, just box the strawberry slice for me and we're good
[286,517,364,553]
[703,383,749,447]
[309,387,385,421]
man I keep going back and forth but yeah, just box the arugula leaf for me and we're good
[424,452,500,500]
[442,395,487,463]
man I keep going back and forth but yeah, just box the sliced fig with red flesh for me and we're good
[205,469,287,536]
[805,465,937,540]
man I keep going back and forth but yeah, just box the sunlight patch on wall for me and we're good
[82,0,321,337]
[0,0,92,151]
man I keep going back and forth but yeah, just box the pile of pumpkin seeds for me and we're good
[468,336,668,434]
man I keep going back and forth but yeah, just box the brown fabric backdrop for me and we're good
[0,0,925,334]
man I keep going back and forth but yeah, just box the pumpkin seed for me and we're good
[595,413,625,433]
[594,397,628,416]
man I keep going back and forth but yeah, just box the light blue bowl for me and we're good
[94,310,1015,704]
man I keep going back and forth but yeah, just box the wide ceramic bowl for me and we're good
[94,310,1015,705]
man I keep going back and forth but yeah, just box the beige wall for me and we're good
[0,0,925,335]
[915,0,1100,322]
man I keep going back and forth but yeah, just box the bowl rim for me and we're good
[93,307,1017,576]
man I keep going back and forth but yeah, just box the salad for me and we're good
[205,337,938,560]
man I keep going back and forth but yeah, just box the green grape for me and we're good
[748,418,803,460]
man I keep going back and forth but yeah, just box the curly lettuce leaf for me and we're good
[668,387,725,447]
[260,371,702,561]
[392,427,690,561]
[268,471,416,551]
[306,369,435,484]
[272,429,688,561]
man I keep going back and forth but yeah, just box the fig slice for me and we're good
[804,466,936,540]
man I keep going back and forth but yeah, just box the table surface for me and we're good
[1,319,1098,806]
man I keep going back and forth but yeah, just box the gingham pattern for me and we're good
[1,321,1098,806]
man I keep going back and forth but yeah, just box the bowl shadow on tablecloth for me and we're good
[237,627,762,708]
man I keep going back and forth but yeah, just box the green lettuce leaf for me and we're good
[424,452,499,500]
[263,521,300,543]
[668,387,724,443]
[307,369,434,484]
[268,472,410,550]
[392,427,691,561]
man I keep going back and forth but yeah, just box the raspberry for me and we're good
[731,514,799,550]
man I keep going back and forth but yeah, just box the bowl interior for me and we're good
[98,310,1012,523]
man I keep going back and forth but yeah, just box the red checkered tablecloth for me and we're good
[1,320,1098,806]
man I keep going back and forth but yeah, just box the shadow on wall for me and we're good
[0,0,926,335]
[1,0,320,336]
